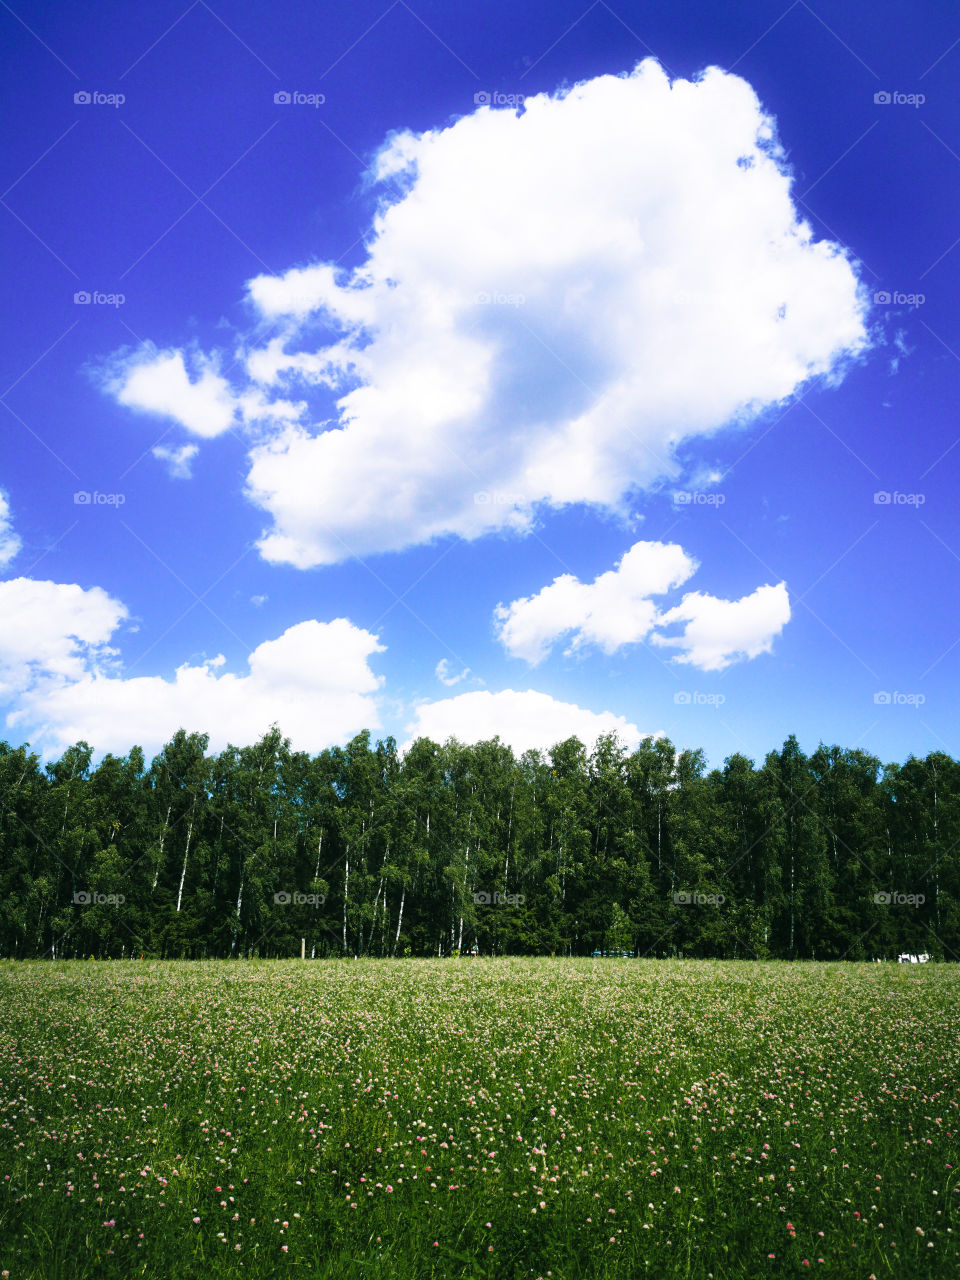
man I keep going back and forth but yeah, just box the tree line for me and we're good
[0,727,956,961]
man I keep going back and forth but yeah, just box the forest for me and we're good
[0,727,956,961]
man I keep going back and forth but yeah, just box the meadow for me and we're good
[0,958,957,1279]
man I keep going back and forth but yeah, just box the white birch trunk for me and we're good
[153,805,171,891]
[175,812,194,913]
[342,848,350,954]
[393,885,405,955]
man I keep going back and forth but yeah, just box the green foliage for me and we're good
[0,729,955,960]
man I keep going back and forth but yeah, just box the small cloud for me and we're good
[152,443,200,478]
[101,344,238,438]
[889,329,911,375]
[250,594,268,608]
[497,541,791,671]
[651,581,791,670]
[687,466,725,490]
[435,657,469,686]
[495,540,697,665]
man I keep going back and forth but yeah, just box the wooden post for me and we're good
[301,937,305,961]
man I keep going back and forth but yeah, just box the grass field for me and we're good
[0,959,957,1278]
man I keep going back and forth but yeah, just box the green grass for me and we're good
[0,958,957,1278]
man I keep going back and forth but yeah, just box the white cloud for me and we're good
[495,540,696,664]
[102,347,305,471]
[651,581,791,670]
[152,443,200,478]
[109,348,238,438]
[0,492,21,568]
[0,581,385,754]
[101,343,304,468]
[247,263,377,326]
[404,688,647,756]
[231,59,867,566]
[495,540,790,670]
[0,578,128,698]
[98,61,869,566]
[435,658,470,686]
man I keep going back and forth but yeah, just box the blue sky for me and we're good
[0,0,957,767]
